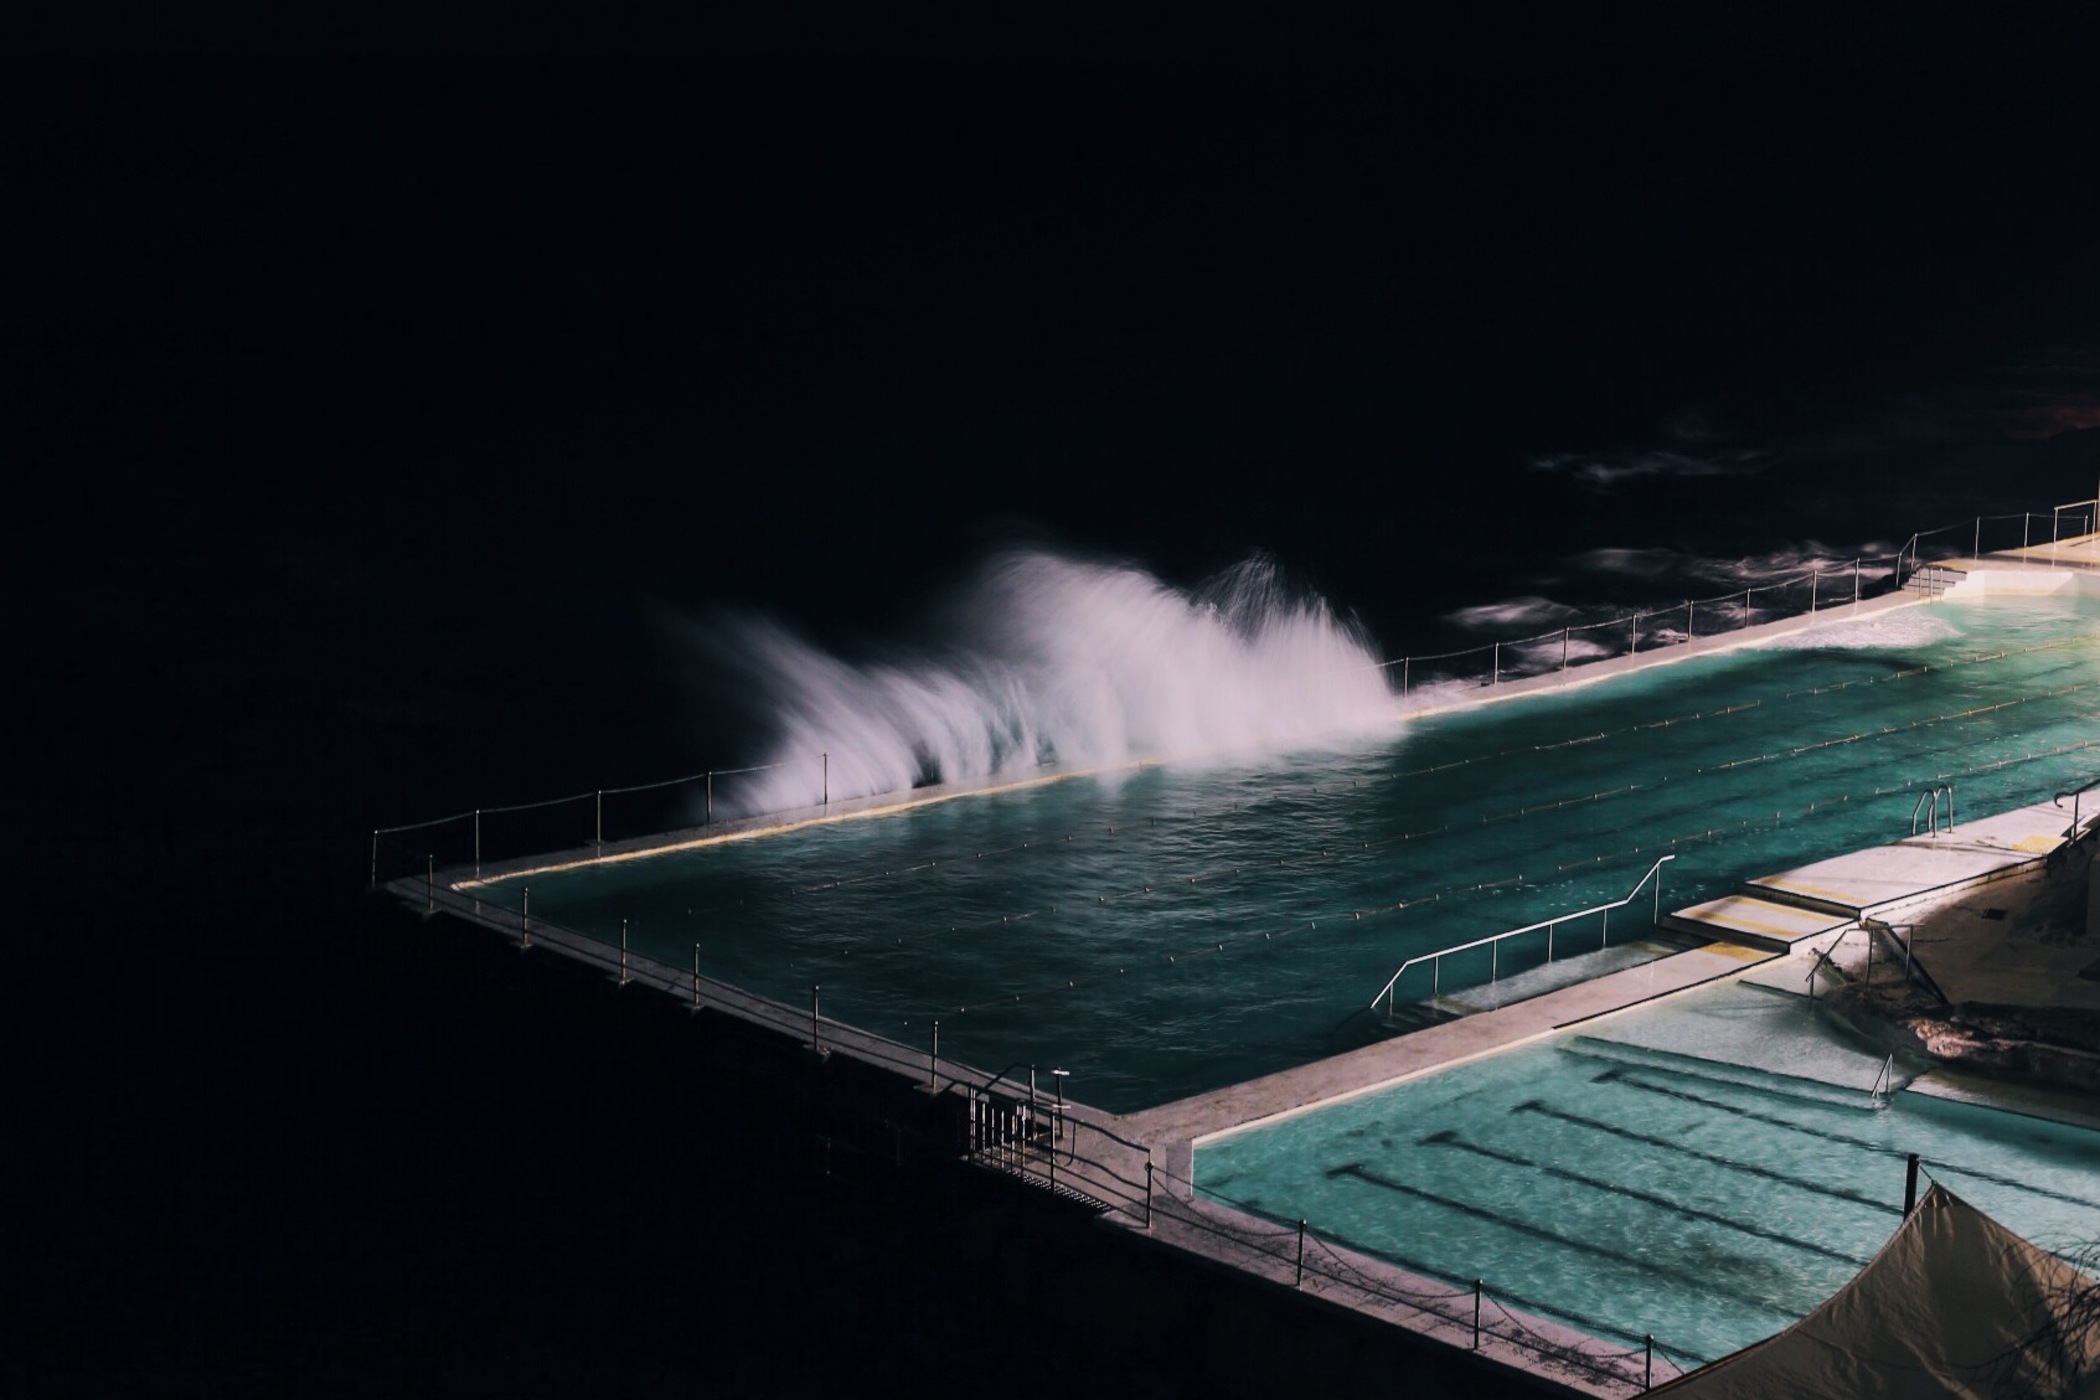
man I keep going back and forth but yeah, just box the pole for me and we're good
[619,919,630,986]
[1402,656,1410,695]
[474,809,480,878]
[1685,598,1693,642]
[369,831,378,890]
[1645,1336,1654,1390]
[1810,569,1818,613]
[822,752,828,805]
[692,943,702,1010]
[811,985,821,1048]
[1904,1152,1920,1215]
[929,1020,939,1087]
[1144,1155,1154,1229]
[426,854,434,912]
[1561,627,1569,671]
[595,790,602,852]
[705,771,713,825]
[1296,1220,1306,1287]
[1974,516,1981,559]
[521,887,530,949]
[1472,1280,1483,1349]
[1491,641,1499,687]
[1628,613,1637,657]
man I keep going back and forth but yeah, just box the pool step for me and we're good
[1663,893,1854,953]
[1903,563,1965,597]
[1386,932,1715,1029]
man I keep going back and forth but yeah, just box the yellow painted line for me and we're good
[1757,876,1862,902]
[1706,942,1775,962]
[1677,905,1829,938]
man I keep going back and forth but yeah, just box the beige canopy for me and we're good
[1656,1184,2099,1399]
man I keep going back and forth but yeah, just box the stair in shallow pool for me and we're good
[1561,1033,1916,1110]
[1380,931,1713,1029]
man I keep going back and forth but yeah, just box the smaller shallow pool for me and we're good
[1194,980,2100,1364]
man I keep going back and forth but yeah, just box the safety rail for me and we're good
[1861,918,1952,1007]
[1163,1167,1698,1392]
[1896,498,2098,583]
[2056,775,2100,845]
[1367,855,1675,1020]
[1910,784,1955,837]
[371,497,2097,884]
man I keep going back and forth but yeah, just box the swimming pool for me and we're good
[1192,977,2100,1365]
[475,593,2099,1112]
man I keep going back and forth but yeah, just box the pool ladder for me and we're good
[1868,1053,1896,1108]
[1910,784,1954,838]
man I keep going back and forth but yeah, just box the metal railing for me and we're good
[2056,775,2100,845]
[371,497,2099,887]
[1910,784,1955,837]
[1368,855,1676,1020]
[1382,558,1889,700]
[1896,499,2099,582]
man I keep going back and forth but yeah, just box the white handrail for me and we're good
[1368,854,1676,1016]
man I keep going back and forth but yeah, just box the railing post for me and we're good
[1402,656,1410,696]
[1546,919,1554,963]
[521,887,530,950]
[1685,598,1693,642]
[811,985,821,1048]
[705,770,713,826]
[1491,641,1500,687]
[692,943,702,1010]
[1628,613,1637,657]
[1296,1220,1306,1287]
[1144,1154,1154,1229]
[619,918,630,986]
[369,831,378,890]
[474,808,481,879]
[822,752,829,805]
[1810,569,1818,613]
[1645,1335,1654,1390]
[426,853,434,912]
[1561,627,1570,671]
[594,790,602,853]
[929,1019,940,1087]
[1473,1279,1483,1349]
[1601,906,1609,947]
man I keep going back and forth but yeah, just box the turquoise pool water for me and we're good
[485,595,2099,1112]
[1193,978,2100,1365]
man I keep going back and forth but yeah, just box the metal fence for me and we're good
[370,499,2099,888]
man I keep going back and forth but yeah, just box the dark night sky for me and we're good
[11,29,2100,1394]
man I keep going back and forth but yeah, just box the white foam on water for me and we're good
[1749,607,1965,650]
[711,549,1395,814]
